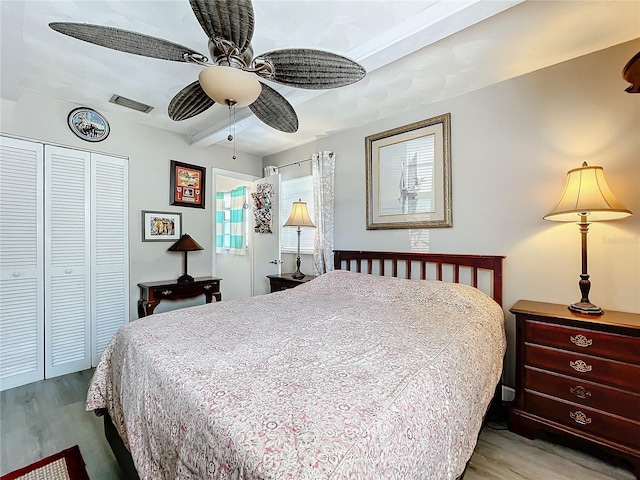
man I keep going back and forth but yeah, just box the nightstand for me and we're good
[137,277,222,318]
[267,273,317,293]
[509,299,640,477]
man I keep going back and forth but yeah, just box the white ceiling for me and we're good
[1,0,638,157]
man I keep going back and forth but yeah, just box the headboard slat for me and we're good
[333,250,505,306]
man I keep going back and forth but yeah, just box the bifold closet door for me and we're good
[91,153,129,366]
[1,138,128,389]
[0,137,45,391]
[44,145,91,378]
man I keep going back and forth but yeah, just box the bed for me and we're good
[88,250,506,479]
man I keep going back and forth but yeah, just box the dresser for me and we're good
[267,273,317,292]
[509,300,640,477]
[138,277,222,318]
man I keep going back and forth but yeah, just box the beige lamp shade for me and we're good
[198,66,262,107]
[283,200,316,228]
[544,162,632,222]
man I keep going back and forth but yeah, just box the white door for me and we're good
[0,136,45,391]
[45,145,92,378]
[91,153,129,365]
[252,174,281,296]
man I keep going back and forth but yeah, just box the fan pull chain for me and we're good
[232,106,237,160]
[226,100,237,160]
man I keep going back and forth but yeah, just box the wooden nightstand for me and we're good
[509,300,640,477]
[137,277,222,318]
[267,273,317,293]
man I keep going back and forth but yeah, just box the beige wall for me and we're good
[1,90,263,320]
[264,39,640,387]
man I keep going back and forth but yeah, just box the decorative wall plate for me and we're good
[67,107,110,142]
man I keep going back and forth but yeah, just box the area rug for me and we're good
[0,445,89,480]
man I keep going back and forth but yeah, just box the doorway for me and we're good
[213,170,256,300]
[213,169,283,299]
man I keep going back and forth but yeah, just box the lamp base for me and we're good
[176,273,194,283]
[569,301,604,316]
[291,271,305,279]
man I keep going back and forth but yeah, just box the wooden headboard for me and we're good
[333,250,505,307]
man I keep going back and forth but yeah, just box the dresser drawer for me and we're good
[524,319,639,364]
[525,343,640,393]
[524,366,640,421]
[150,280,220,298]
[525,391,640,450]
[267,274,317,293]
[269,278,293,292]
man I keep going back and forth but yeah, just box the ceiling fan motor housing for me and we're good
[210,37,245,68]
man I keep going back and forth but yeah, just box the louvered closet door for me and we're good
[0,137,44,391]
[91,153,129,365]
[44,146,91,378]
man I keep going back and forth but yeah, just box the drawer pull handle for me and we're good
[570,385,592,399]
[570,410,592,425]
[161,289,172,296]
[203,285,212,290]
[570,334,593,348]
[570,360,592,373]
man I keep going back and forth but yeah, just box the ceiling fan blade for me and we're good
[249,83,298,133]
[49,23,206,62]
[168,81,215,121]
[189,0,254,54]
[254,49,366,89]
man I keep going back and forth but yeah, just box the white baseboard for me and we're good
[502,385,515,402]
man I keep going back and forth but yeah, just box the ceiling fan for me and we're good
[49,0,367,134]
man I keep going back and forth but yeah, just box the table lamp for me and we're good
[544,162,632,315]
[283,199,315,279]
[168,233,204,283]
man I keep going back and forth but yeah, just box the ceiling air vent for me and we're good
[109,94,154,114]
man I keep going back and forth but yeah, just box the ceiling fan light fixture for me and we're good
[198,66,262,107]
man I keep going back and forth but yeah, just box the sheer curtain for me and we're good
[312,151,335,274]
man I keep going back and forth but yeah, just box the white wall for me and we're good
[1,90,262,320]
[264,40,640,387]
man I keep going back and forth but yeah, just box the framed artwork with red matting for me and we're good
[170,160,206,209]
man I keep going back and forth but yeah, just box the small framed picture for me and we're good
[170,160,206,209]
[141,211,182,242]
[67,107,110,142]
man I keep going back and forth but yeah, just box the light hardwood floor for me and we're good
[0,370,635,479]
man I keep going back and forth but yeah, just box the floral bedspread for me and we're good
[87,270,506,479]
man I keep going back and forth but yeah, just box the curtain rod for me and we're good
[278,158,311,169]
[276,151,334,169]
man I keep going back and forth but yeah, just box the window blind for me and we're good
[281,176,315,254]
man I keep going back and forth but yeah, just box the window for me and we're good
[281,176,314,254]
[217,191,232,251]
[216,186,248,254]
